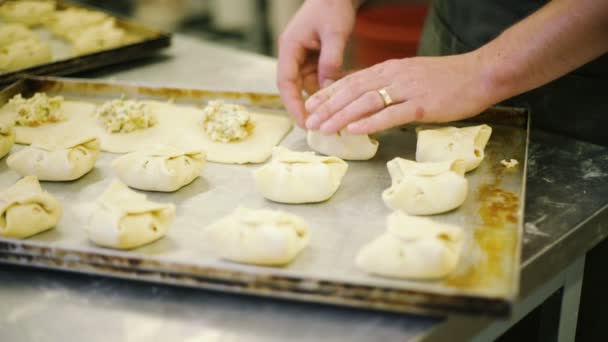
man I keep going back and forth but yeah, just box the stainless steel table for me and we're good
[1,35,607,342]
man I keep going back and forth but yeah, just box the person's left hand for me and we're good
[304,51,500,134]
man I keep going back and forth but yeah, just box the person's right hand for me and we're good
[277,0,357,127]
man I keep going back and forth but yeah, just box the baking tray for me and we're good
[0,0,171,84]
[0,76,529,317]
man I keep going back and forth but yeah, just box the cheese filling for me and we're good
[201,100,253,143]
[9,92,65,127]
[94,97,157,133]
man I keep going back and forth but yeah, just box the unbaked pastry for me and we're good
[69,19,127,55]
[204,207,310,266]
[7,136,99,181]
[0,38,52,72]
[0,1,55,27]
[355,211,463,279]
[86,180,175,250]
[253,146,348,204]
[416,124,492,172]
[44,7,108,38]
[0,23,37,46]
[0,117,15,159]
[382,158,468,215]
[0,176,62,239]
[307,129,378,161]
[112,145,206,192]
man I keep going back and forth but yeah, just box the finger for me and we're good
[317,31,347,86]
[301,60,320,95]
[277,41,307,127]
[347,101,423,134]
[319,89,385,134]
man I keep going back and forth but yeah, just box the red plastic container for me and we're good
[353,4,429,68]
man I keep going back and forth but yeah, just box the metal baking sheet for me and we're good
[0,76,528,317]
[0,0,171,84]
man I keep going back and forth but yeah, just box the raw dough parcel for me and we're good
[307,129,378,161]
[86,181,175,250]
[204,207,310,266]
[112,145,206,192]
[0,176,62,239]
[7,136,100,181]
[356,212,463,279]
[382,158,468,215]
[253,146,348,204]
[0,118,15,159]
[416,124,492,172]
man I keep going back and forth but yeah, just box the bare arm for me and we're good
[305,0,608,134]
[481,0,608,105]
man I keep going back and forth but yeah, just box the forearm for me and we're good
[477,0,608,103]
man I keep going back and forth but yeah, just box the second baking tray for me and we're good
[0,76,528,317]
[0,0,171,84]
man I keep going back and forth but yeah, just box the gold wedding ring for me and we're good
[377,88,393,107]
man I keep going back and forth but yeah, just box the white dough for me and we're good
[69,19,127,55]
[253,146,348,204]
[0,99,291,164]
[0,1,55,27]
[0,23,37,46]
[0,176,62,239]
[0,38,52,72]
[204,207,310,266]
[86,181,175,250]
[44,7,108,38]
[112,144,206,192]
[307,129,378,161]
[355,211,463,279]
[416,124,492,172]
[0,117,15,159]
[7,136,99,181]
[382,158,468,215]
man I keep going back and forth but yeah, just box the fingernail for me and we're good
[347,122,361,133]
[306,115,321,130]
[304,96,318,112]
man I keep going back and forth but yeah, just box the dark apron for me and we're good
[418,0,608,146]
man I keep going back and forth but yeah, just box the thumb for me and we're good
[318,32,347,86]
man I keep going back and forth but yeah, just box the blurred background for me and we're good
[75,0,429,68]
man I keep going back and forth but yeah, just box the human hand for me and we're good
[304,52,499,134]
[276,0,357,127]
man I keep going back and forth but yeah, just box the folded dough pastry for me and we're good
[69,19,127,55]
[7,136,99,181]
[0,38,52,72]
[0,176,62,239]
[0,23,36,46]
[86,181,175,250]
[44,7,108,38]
[112,145,206,192]
[356,211,463,279]
[307,129,379,161]
[0,118,15,159]
[0,0,56,26]
[416,124,492,172]
[382,158,468,215]
[253,146,348,204]
[204,207,310,266]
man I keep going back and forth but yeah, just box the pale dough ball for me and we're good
[307,129,378,161]
[253,146,348,204]
[416,124,492,172]
[0,23,37,46]
[204,207,310,266]
[44,7,108,38]
[112,145,206,192]
[86,181,176,250]
[0,1,56,27]
[382,158,468,215]
[0,176,62,239]
[7,136,99,181]
[355,211,463,279]
[0,118,15,159]
[69,19,127,55]
[0,38,52,72]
